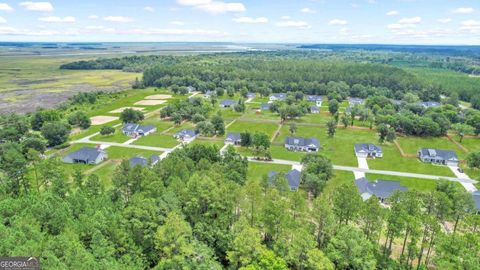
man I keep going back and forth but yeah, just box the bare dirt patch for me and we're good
[109,107,145,113]
[134,100,166,106]
[145,94,172,100]
[90,116,118,125]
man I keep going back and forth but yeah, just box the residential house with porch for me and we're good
[284,137,320,152]
[418,148,459,166]
[63,147,107,165]
[355,177,408,202]
[354,143,383,158]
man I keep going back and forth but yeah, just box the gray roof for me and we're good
[122,123,156,134]
[285,137,320,148]
[349,97,365,105]
[175,129,197,138]
[220,99,237,106]
[65,147,104,162]
[306,95,323,102]
[310,106,320,112]
[355,177,408,200]
[271,93,286,99]
[420,101,441,108]
[247,92,256,98]
[129,155,160,167]
[473,191,480,211]
[418,148,458,161]
[260,103,271,110]
[225,132,241,142]
[268,169,301,190]
[355,143,383,154]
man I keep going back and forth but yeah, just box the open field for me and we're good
[227,120,279,139]
[366,173,447,192]
[0,56,140,113]
[132,133,180,148]
[247,162,291,183]
[90,128,130,143]
[397,135,468,159]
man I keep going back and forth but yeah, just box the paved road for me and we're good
[248,157,478,184]
[448,166,478,192]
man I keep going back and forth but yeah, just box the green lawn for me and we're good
[142,118,174,133]
[323,170,356,197]
[397,136,468,159]
[90,127,130,143]
[242,107,280,121]
[90,161,119,188]
[227,120,279,139]
[247,162,291,183]
[366,173,445,192]
[132,133,180,148]
[105,146,162,160]
[190,139,224,148]
[459,137,480,153]
[369,146,455,177]
[167,122,196,135]
[215,108,244,121]
[285,113,330,125]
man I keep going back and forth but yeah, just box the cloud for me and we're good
[233,16,268,24]
[169,20,186,25]
[0,16,5,23]
[103,16,134,23]
[398,16,421,24]
[386,10,398,16]
[328,19,348,25]
[126,27,230,37]
[144,6,155,12]
[460,20,480,33]
[437,18,451,24]
[19,2,53,12]
[300,8,316,14]
[39,16,76,23]
[280,15,291,20]
[89,15,99,19]
[0,3,14,12]
[452,7,474,14]
[276,20,311,29]
[177,0,245,14]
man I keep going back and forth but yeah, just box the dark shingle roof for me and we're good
[306,95,323,102]
[285,137,320,148]
[175,129,197,138]
[355,178,408,200]
[419,148,458,161]
[271,93,286,99]
[130,155,160,167]
[122,123,156,134]
[349,97,365,105]
[473,191,480,211]
[310,106,320,112]
[65,147,104,162]
[220,99,237,106]
[268,169,301,190]
[260,103,271,110]
[355,143,383,154]
[420,101,441,108]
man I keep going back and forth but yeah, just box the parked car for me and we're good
[457,167,464,173]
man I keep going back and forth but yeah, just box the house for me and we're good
[174,129,198,141]
[306,95,323,106]
[420,101,441,109]
[63,147,107,165]
[129,155,160,167]
[260,103,271,111]
[354,144,383,158]
[355,177,408,202]
[122,123,156,137]
[220,99,237,108]
[203,90,215,98]
[246,92,256,99]
[473,191,480,213]
[268,169,301,191]
[186,86,196,93]
[348,97,365,106]
[418,148,459,166]
[285,137,320,152]
[310,106,320,114]
[225,132,241,145]
[269,93,286,102]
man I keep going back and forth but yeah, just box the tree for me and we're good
[332,184,362,225]
[0,142,29,195]
[172,112,182,125]
[120,108,144,123]
[466,152,480,169]
[41,121,71,146]
[326,119,337,137]
[68,111,91,129]
[326,225,377,269]
[227,225,264,268]
[328,99,339,115]
[451,123,474,143]
[196,121,215,136]
[211,114,225,135]
[240,132,253,147]
[252,132,270,150]
[100,126,115,136]
[312,197,336,248]
[289,123,297,135]
[234,98,246,113]
[471,94,480,110]
[307,249,335,270]
[378,123,396,143]
[341,114,349,128]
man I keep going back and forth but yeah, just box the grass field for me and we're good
[227,120,279,139]
[323,170,356,196]
[106,146,162,160]
[132,133,180,148]
[247,162,291,183]
[459,137,480,153]
[90,127,130,143]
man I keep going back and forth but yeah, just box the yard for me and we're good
[90,127,130,143]
[247,162,292,183]
[132,133,180,148]
[365,173,448,192]
[396,136,468,159]
[105,146,162,160]
[227,120,280,139]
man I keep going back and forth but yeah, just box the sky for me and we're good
[0,0,479,44]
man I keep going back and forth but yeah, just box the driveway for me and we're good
[448,166,478,192]
[355,157,369,179]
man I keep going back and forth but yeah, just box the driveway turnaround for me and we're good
[448,166,478,192]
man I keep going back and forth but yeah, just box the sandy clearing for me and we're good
[90,116,119,125]
[134,100,166,106]
[145,94,172,100]
[109,107,145,113]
